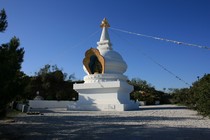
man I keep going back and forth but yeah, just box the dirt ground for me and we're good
[1,105,210,140]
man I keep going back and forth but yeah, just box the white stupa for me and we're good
[68,18,139,111]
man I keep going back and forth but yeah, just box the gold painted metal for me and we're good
[100,18,110,28]
[83,48,105,74]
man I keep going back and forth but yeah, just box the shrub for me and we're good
[172,74,210,116]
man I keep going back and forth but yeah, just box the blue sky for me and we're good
[1,0,210,90]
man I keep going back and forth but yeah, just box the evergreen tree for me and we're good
[129,78,165,105]
[171,74,210,116]
[0,9,25,116]
[0,9,8,32]
[192,74,210,116]
[25,64,78,101]
[0,37,25,113]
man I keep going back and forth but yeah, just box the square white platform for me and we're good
[67,81,139,111]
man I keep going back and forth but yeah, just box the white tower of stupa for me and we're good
[68,18,139,111]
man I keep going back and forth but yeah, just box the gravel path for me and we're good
[1,105,210,140]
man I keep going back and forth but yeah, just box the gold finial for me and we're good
[100,18,110,28]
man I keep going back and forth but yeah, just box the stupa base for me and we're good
[67,103,139,111]
[70,81,139,111]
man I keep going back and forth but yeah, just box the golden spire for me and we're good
[100,18,110,28]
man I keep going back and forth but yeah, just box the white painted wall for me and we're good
[29,100,75,109]
[16,103,29,112]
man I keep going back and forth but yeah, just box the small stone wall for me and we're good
[29,100,75,109]
[16,103,29,112]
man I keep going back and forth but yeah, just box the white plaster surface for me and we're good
[72,81,138,111]
[83,73,128,83]
[29,100,74,109]
[96,26,127,75]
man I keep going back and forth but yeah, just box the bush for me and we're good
[129,78,171,105]
[172,74,210,116]
[192,74,210,116]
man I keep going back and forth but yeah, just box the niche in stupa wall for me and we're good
[83,48,105,75]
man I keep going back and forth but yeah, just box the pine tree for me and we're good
[0,9,8,32]
[0,9,25,117]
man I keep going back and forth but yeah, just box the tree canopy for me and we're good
[172,74,210,116]
[129,78,170,105]
[0,9,25,116]
[24,64,78,101]
[0,9,8,32]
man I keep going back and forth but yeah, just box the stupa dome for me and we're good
[83,18,128,82]
[98,47,127,74]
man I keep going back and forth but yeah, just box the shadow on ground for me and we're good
[0,106,210,140]
[1,113,210,140]
[140,105,187,111]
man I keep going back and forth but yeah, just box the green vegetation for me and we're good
[171,74,210,116]
[0,9,7,32]
[129,78,171,105]
[23,64,79,101]
[0,9,25,117]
